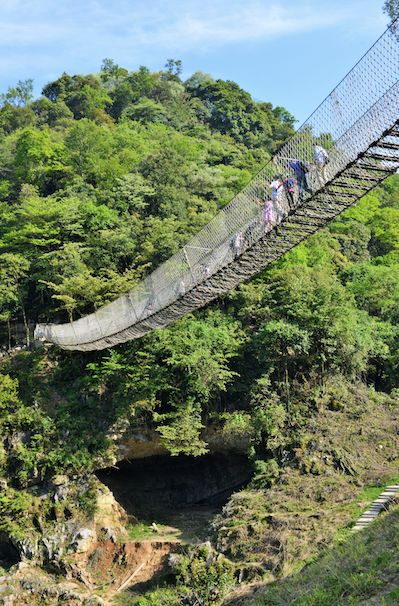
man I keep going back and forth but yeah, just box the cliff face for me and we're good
[0,447,252,602]
[0,478,178,604]
[109,424,251,464]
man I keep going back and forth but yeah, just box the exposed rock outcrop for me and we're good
[109,424,251,464]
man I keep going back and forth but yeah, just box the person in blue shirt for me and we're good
[289,160,312,201]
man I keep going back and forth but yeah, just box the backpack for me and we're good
[298,161,310,174]
[284,177,295,191]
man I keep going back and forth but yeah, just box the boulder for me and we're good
[71,528,94,554]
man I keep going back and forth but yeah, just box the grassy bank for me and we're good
[254,504,399,606]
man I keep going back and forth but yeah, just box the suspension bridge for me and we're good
[35,22,399,351]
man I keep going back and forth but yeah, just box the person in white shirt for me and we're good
[270,175,283,203]
[232,231,244,258]
[313,144,329,183]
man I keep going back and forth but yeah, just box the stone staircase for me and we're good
[352,484,399,531]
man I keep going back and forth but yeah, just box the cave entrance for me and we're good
[0,532,20,570]
[96,453,251,543]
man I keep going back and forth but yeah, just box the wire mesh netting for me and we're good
[35,21,399,350]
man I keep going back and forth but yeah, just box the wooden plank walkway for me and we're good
[352,484,399,531]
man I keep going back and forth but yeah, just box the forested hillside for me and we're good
[0,60,398,605]
[0,61,294,332]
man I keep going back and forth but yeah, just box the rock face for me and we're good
[114,429,168,461]
[1,437,252,601]
[87,540,179,593]
[94,484,128,529]
[71,529,95,554]
[3,452,249,598]
[0,570,106,605]
[3,478,128,579]
[0,479,170,602]
[110,425,251,464]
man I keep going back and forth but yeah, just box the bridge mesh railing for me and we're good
[35,21,399,348]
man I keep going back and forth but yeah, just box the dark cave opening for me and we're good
[0,532,20,569]
[96,453,252,537]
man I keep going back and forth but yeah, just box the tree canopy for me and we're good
[0,58,398,481]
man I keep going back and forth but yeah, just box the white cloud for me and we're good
[0,0,363,52]
[123,2,350,48]
[0,0,387,95]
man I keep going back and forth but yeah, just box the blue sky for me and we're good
[0,0,388,124]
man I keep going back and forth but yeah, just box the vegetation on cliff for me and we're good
[0,56,398,604]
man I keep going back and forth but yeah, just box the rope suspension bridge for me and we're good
[35,22,399,351]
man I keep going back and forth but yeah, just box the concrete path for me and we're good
[353,484,399,531]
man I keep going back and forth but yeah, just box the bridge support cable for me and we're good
[35,22,399,351]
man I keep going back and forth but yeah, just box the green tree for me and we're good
[370,208,399,256]
[14,128,69,191]
[0,103,35,134]
[31,97,74,127]
[122,98,166,124]
[100,58,128,86]
[176,544,235,605]
[153,311,244,401]
[155,400,208,456]
[0,79,33,107]
[0,254,30,345]
[66,85,112,120]
[164,58,183,79]
[189,79,294,150]
[383,0,399,21]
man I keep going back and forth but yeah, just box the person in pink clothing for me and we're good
[262,199,274,229]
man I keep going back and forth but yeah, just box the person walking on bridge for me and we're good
[231,231,244,258]
[289,160,312,201]
[262,199,274,230]
[270,174,283,204]
[282,175,296,209]
[313,143,329,184]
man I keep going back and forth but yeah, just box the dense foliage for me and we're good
[384,0,399,22]
[135,544,235,606]
[0,59,399,603]
[0,57,399,486]
[0,61,294,331]
[0,60,295,475]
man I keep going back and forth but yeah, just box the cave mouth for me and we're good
[96,453,252,539]
[0,532,20,570]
